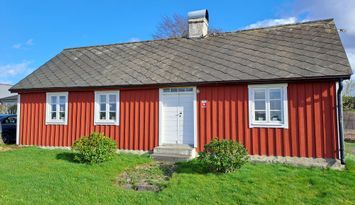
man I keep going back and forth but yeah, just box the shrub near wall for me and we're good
[72,132,117,164]
[343,96,355,111]
[198,139,249,173]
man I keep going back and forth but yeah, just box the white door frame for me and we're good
[16,94,21,145]
[158,87,198,147]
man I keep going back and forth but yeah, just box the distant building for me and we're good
[0,84,18,114]
[0,95,18,106]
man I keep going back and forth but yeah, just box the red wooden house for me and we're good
[10,10,352,165]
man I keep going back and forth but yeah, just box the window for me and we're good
[3,117,16,125]
[46,92,68,125]
[162,87,194,93]
[248,84,288,128]
[94,91,119,125]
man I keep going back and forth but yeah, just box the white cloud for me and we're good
[25,39,33,46]
[347,49,355,67]
[243,17,298,29]
[0,61,33,84]
[289,0,355,35]
[128,37,140,42]
[0,80,12,85]
[346,48,355,78]
[12,44,22,49]
[12,38,34,49]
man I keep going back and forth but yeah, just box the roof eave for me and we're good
[9,75,352,93]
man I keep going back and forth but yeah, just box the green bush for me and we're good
[198,139,249,173]
[72,132,117,164]
[343,96,355,111]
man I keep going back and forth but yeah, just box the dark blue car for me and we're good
[0,114,17,144]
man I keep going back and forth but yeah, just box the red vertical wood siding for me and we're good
[197,81,339,159]
[19,81,339,159]
[19,89,159,151]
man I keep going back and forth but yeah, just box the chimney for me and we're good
[188,9,209,38]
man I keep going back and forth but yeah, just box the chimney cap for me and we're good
[188,9,209,22]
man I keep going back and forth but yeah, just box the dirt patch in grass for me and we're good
[345,130,355,142]
[0,145,21,152]
[116,161,177,192]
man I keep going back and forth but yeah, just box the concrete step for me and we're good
[151,153,194,162]
[153,145,195,156]
[152,145,197,162]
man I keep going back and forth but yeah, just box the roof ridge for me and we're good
[63,18,334,51]
[63,36,184,51]
[211,18,334,36]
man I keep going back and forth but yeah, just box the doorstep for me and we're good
[151,145,197,162]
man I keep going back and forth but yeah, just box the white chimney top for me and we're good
[188,9,209,38]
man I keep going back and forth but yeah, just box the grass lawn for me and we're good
[0,145,354,205]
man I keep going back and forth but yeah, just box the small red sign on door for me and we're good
[201,100,207,108]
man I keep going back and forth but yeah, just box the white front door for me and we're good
[160,87,195,146]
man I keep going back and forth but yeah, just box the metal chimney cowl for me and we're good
[188,9,209,38]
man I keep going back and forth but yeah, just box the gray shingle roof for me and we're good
[10,19,352,92]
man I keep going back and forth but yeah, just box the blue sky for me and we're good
[0,0,354,85]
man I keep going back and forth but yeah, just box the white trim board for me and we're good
[193,87,198,148]
[335,82,341,160]
[16,94,20,145]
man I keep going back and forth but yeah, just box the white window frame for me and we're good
[46,92,68,125]
[94,91,120,126]
[248,84,288,128]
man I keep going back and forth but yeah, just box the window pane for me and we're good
[171,88,178,92]
[59,104,65,112]
[51,96,57,104]
[178,88,185,92]
[270,111,282,121]
[254,90,265,100]
[163,88,170,92]
[255,111,266,121]
[59,112,65,120]
[270,89,281,99]
[270,100,281,110]
[255,101,266,110]
[109,94,116,103]
[51,104,57,112]
[100,112,106,120]
[51,112,56,120]
[59,96,66,104]
[100,95,106,103]
[186,88,193,92]
[109,103,116,112]
[100,103,106,112]
[109,112,116,120]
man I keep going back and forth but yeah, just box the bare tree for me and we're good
[153,14,222,40]
[343,79,355,96]
[153,14,188,40]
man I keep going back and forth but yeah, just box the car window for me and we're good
[3,117,16,124]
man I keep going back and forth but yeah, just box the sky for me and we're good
[0,0,354,85]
